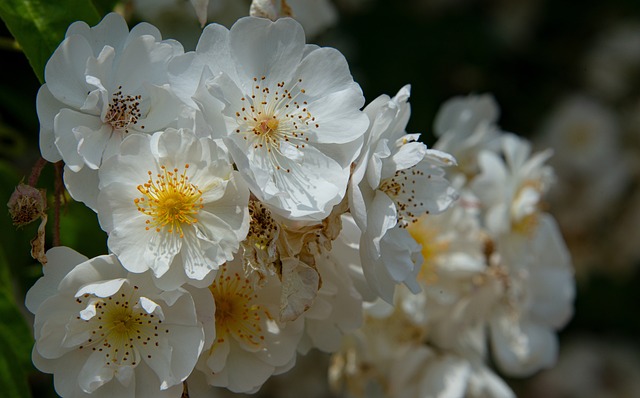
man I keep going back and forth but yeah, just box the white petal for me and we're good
[229,17,305,85]
[77,349,115,393]
[36,85,64,162]
[64,162,100,211]
[44,35,93,109]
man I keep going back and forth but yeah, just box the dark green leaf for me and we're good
[0,245,34,398]
[91,0,119,16]
[0,334,32,398]
[0,0,101,83]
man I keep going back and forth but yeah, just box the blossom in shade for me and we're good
[487,215,575,377]
[25,246,212,398]
[97,128,250,290]
[37,12,184,209]
[433,93,502,178]
[169,16,369,220]
[471,133,554,236]
[188,255,303,394]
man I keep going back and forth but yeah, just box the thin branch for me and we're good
[53,162,63,246]
[27,157,48,186]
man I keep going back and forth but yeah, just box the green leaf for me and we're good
[0,246,34,398]
[91,0,119,16]
[0,335,31,398]
[0,0,102,83]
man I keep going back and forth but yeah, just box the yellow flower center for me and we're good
[209,265,267,349]
[75,285,168,368]
[408,215,450,285]
[511,179,543,237]
[233,76,320,173]
[135,164,203,238]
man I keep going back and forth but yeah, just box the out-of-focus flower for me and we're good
[536,95,633,275]
[584,23,640,100]
[433,93,502,179]
[538,95,621,175]
[487,215,575,377]
[97,128,250,290]
[471,134,554,236]
[25,246,212,398]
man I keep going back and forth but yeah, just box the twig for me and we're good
[27,157,47,187]
[53,162,63,246]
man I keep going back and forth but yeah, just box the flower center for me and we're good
[135,164,203,238]
[380,167,426,228]
[242,200,280,283]
[407,215,450,284]
[209,265,266,349]
[511,179,543,236]
[233,76,320,172]
[74,285,168,368]
[104,86,143,133]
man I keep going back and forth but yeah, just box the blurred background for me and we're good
[2,0,640,396]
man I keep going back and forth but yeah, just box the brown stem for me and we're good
[27,157,48,187]
[181,381,189,398]
[53,162,63,247]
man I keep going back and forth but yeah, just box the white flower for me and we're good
[404,190,487,330]
[584,23,640,100]
[487,215,575,376]
[387,347,515,398]
[188,255,303,394]
[97,128,250,290]
[297,227,364,354]
[537,94,621,175]
[349,86,457,302]
[471,133,554,236]
[37,12,184,209]
[536,95,631,235]
[25,246,212,398]
[170,16,369,220]
[433,93,502,178]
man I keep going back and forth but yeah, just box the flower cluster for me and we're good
[23,3,581,396]
[329,94,575,397]
[27,11,466,397]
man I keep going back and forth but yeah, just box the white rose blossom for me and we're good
[433,93,502,178]
[169,16,369,220]
[25,246,213,398]
[471,133,554,236]
[25,8,579,397]
[97,128,250,290]
[188,254,304,394]
[297,229,364,354]
[349,85,458,302]
[487,214,575,377]
[37,12,184,209]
